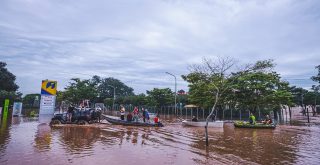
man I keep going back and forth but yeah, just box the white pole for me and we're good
[165,72,177,115]
[108,85,115,111]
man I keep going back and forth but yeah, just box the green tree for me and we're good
[311,65,320,83]
[177,94,189,107]
[311,65,320,111]
[231,60,292,113]
[61,78,98,104]
[289,86,308,107]
[0,62,22,106]
[96,77,134,102]
[146,88,174,107]
[22,94,41,108]
[183,57,235,146]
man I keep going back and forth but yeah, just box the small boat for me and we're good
[102,114,164,127]
[234,121,276,129]
[182,120,224,128]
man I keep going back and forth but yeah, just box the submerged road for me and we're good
[1,117,320,165]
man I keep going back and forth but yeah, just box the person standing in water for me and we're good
[142,108,146,122]
[120,105,125,120]
[133,106,139,122]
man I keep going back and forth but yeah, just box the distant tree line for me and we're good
[183,58,320,115]
[1,60,319,114]
[55,76,186,108]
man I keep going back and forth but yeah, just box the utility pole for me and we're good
[166,72,177,115]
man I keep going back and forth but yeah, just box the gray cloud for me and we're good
[0,0,320,95]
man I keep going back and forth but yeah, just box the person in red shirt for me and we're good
[154,115,159,123]
[133,106,139,122]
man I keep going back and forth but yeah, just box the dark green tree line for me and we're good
[0,62,21,106]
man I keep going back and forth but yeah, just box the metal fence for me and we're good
[100,104,289,122]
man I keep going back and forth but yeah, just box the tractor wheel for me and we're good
[77,120,88,125]
[50,119,62,125]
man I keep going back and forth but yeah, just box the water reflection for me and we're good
[55,126,101,153]
[34,123,52,151]
[0,116,11,164]
[0,117,320,164]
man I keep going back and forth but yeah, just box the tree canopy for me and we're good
[0,61,21,106]
[59,76,135,105]
[183,58,293,113]
[146,88,174,107]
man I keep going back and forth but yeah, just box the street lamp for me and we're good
[108,85,115,111]
[166,72,177,115]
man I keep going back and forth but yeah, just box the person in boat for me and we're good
[120,105,125,120]
[249,113,256,125]
[192,116,198,122]
[127,111,133,122]
[145,109,150,123]
[142,108,146,122]
[262,114,272,124]
[211,114,216,122]
[133,106,139,122]
[154,115,160,123]
[67,105,74,122]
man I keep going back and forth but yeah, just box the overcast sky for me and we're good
[0,0,319,95]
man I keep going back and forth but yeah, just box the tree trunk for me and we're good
[205,91,219,146]
[288,106,292,120]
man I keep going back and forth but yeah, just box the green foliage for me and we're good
[22,94,41,108]
[177,94,189,106]
[29,110,36,117]
[0,62,19,92]
[146,88,174,107]
[232,70,292,112]
[182,72,219,109]
[61,78,98,104]
[182,57,235,109]
[183,59,293,113]
[0,61,22,106]
[59,76,135,106]
[96,76,134,102]
[289,86,308,106]
[311,65,320,83]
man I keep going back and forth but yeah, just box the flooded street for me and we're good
[1,117,320,165]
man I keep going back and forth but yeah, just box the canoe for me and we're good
[234,121,276,129]
[102,114,164,127]
[182,120,224,128]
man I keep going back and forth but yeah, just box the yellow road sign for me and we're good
[41,80,57,95]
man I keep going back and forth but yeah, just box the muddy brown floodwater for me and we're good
[1,117,320,165]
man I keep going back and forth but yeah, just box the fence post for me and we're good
[223,109,225,120]
[186,108,187,119]
[231,108,233,121]
[203,108,204,119]
[240,109,242,120]
[197,107,199,120]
